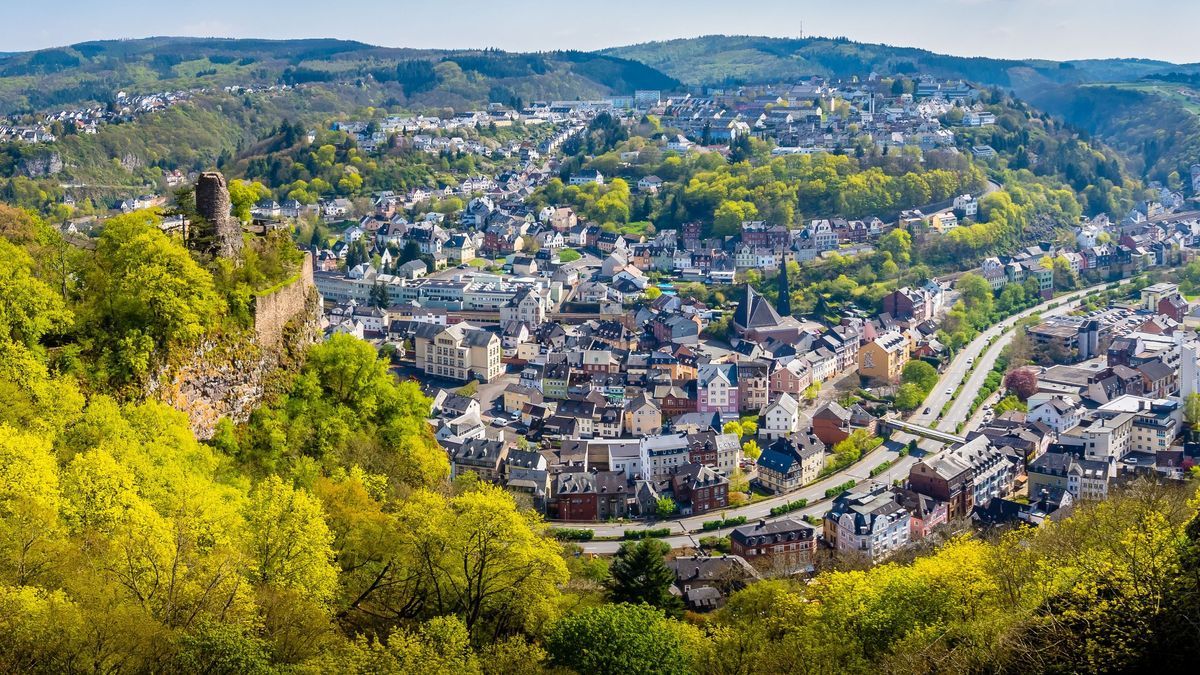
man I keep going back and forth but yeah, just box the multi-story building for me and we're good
[1061,411,1134,471]
[756,434,825,494]
[624,394,663,437]
[759,393,801,440]
[730,518,816,568]
[824,481,911,561]
[412,322,502,382]
[908,453,974,519]
[697,364,739,415]
[640,433,693,481]
[1097,395,1181,455]
[551,471,630,521]
[500,287,546,327]
[737,360,771,413]
[1028,452,1111,502]
[670,463,729,515]
[857,331,909,383]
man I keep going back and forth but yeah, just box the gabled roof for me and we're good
[733,284,783,330]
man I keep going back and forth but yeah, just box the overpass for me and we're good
[883,418,966,445]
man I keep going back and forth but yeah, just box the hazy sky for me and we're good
[6,0,1199,63]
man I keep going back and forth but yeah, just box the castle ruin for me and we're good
[194,171,244,258]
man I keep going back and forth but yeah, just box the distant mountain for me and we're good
[0,37,680,113]
[601,35,1200,94]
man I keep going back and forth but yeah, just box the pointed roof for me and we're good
[734,284,783,331]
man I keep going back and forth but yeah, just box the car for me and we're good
[492,418,509,428]
[510,410,521,419]
[923,407,931,415]
[458,263,469,269]
[945,388,953,395]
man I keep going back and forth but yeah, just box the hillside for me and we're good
[601,35,1200,92]
[1028,80,1200,183]
[0,37,679,113]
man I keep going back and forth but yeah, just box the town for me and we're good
[6,21,1200,673]
[228,76,1200,610]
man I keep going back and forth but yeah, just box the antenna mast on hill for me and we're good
[800,22,805,39]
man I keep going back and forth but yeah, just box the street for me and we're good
[568,282,1108,553]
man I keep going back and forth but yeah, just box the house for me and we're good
[445,234,476,263]
[756,434,825,494]
[551,471,631,521]
[812,402,854,447]
[729,518,816,571]
[823,481,911,561]
[500,288,546,327]
[624,394,663,437]
[666,555,758,611]
[857,331,909,384]
[1028,396,1082,434]
[569,170,604,186]
[637,175,664,193]
[759,393,802,440]
[670,463,729,515]
[769,357,812,399]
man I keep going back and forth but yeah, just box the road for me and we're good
[570,282,1109,553]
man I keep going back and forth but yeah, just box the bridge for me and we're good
[883,418,967,445]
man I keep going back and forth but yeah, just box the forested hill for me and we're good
[601,35,1200,92]
[0,37,679,113]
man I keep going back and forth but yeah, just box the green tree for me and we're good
[607,539,683,617]
[548,604,694,675]
[894,383,926,412]
[900,360,939,393]
[244,475,339,605]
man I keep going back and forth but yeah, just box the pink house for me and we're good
[697,363,739,415]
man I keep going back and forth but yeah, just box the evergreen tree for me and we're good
[776,258,792,317]
[369,282,389,309]
[606,539,683,618]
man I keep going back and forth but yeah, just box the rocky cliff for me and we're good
[150,252,322,439]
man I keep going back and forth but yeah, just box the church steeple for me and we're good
[776,258,792,318]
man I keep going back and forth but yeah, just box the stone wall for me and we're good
[150,254,322,439]
[253,251,316,348]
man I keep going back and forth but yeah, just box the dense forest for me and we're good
[601,35,1200,90]
[1029,83,1200,184]
[0,38,678,113]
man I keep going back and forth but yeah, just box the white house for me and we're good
[759,393,801,441]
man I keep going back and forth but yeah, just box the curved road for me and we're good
[569,282,1109,553]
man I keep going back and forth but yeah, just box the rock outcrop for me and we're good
[150,252,322,439]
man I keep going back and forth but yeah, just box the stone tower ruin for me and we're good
[194,171,244,259]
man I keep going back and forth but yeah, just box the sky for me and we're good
[5,0,1199,64]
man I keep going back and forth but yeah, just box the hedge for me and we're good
[769,499,809,517]
[549,528,595,542]
[624,527,672,540]
[824,480,858,499]
[701,515,748,532]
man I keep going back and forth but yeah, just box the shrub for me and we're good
[769,499,809,517]
[624,527,672,540]
[550,528,595,542]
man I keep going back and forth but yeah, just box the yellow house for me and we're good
[624,395,663,437]
[857,331,909,383]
